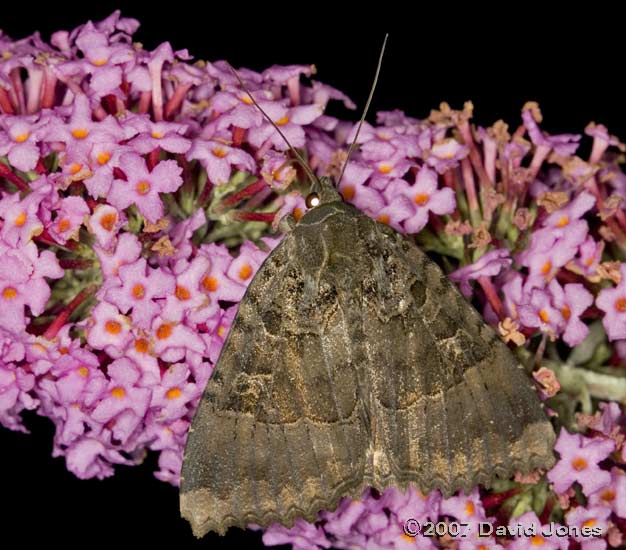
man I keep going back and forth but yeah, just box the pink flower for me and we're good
[247,102,322,150]
[186,136,256,185]
[549,280,594,346]
[507,511,569,550]
[0,241,63,334]
[105,258,175,329]
[91,358,152,444]
[587,468,626,518]
[150,363,198,421]
[150,316,205,363]
[0,113,46,171]
[64,437,135,480]
[385,166,456,234]
[109,153,183,222]
[0,363,37,431]
[567,504,611,537]
[85,301,132,357]
[86,204,124,249]
[197,243,246,302]
[547,427,615,496]
[596,263,626,341]
[337,161,383,216]
[162,256,216,323]
[449,249,512,298]
[48,196,89,244]
[0,186,44,246]
[94,232,142,281]
[127,118,191,154]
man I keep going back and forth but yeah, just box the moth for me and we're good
[179,39,556,538]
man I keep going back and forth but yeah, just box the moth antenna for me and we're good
[227,63,319,185]
[336,33,389,187]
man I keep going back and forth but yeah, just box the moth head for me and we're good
[306,176,342,208]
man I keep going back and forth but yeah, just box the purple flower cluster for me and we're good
[2,11,626,549]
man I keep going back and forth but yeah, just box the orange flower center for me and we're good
[601,489,616,502]
[582,519,596,528]
[465,501,475,516]
[100,213,117,231]
[136,181,151,195]
[202,276,219,292]
[57,218,71,233]
[340,186,355,201]
[414,193,430,206]
[211,147,227,158]
[239,264,253,280]
[572,457,588,471]
[156,323,173,340]
[530,535,546,546]
[539,309,550,323]
[111,386,126,399]
[72,128,89,140]
[2,287,18,300]
[14,131,30,143]
[217,325,226,337]
[166,387,182,400]
[132,284,145,299]
[175,285,191,301]
[615,297,626,313]
[561,306,571,320]
[377,214,390,224]
[77,366,89,377]
[97,151,111,165]
[379,164,392,174]
[105,320,122,334]
[135,338,149,353]
[276,115,289,126]
[14,211,27,227]
[541,261,552,276]
[69,163,82,175]
[151,131,164,139]
[92,58,108,67]
[556,215,569,227]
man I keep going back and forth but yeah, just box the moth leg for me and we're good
[278,213,297,233]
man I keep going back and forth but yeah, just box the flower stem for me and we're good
[219,178,266,210]
[42,284,98,340]
[232,211,275,223]
[0,162,29,191]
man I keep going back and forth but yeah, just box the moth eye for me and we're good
[306,192,320,208]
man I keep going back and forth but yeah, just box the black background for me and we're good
[1,4,623,549]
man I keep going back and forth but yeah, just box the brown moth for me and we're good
[179,40,556,538]
[179,174,556,536]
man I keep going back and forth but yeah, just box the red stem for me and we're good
[232,126,246,147]
[220,178,267,209]
[0,87,14,114]
[59,259,93,269]
[233,211,275,223]
[478,275,504,320]
[164,83,193,120]
[35,228,78,251]
[42,285,97,340]
[0,162,29,191]
[148,148,161,171]
[482,487,519,509]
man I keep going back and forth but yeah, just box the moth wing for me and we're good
[180,230,369,537]
[356,216,556,496]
